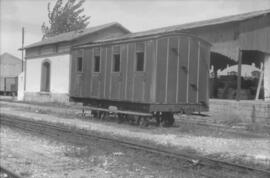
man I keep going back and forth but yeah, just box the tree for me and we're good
[41,0,90,39]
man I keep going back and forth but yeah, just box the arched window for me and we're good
[41,60,50,92]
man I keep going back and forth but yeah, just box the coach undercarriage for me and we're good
[72,97,205,127]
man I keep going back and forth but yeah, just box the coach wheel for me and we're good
[117,114,126,123]
[100,111,107,120]
[155,113,161,127]
[91,110,98,119]
[161,112,175,127]
[79,108,86,119]
[139,116,149,127]
[133,116,142,125]
[80,110,86,119]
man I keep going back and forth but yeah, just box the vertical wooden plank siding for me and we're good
[105,47,112,98]
[83,48,91,98]
[198,43,209,105]
[103,47,108,98]
[178,36,189,103]
[175,37,180,103]
[127,43,135,100]
[165,38,170,103]
[109,46,113,99]
[188,38,199,103]
[90,48,94,97]
[75,50,81,97]
[99,47,106,98]
[186,38,190,103]
[131,45,135,101]
[124,44,129,100]
[70,50,76,96]
[167,37,178,104]
[82,48,87,97]
[205,45,210,105]
[145,40,155,103]
[196,42,201,103]
[142,43,146,102]
[76,49,83,97]
[88,48,93,98]
[156,38,168,103]
[150,39,158,103]
[120,44,127,100]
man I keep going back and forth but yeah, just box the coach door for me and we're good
[133,42,146,102]
[91,48,102,98]
[110,46,122,100]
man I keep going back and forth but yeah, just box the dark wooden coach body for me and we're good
[70,32,211,114]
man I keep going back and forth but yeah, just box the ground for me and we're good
[1,103,270,171]
[0,126,201,178]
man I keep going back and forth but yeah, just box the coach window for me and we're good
[77,57,83,72]
[113,46,121,72]
[94,56,100,72]
[136,42,145,72]
[113,54,120,72]
[94,48,100,72]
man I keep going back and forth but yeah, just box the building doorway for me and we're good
[41,61,50,92]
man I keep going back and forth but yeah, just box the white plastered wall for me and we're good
[25,54,70,94]
[264,54,270,101]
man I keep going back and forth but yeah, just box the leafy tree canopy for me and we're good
[41,0,90,39]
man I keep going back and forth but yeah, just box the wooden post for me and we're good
[21,27,24,72]
[236,49,242,101]
[22,27,27,91]
[255,63,264,100]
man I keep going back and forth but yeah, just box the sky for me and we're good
[1,0,270,59]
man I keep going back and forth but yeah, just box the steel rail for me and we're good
[1,116,270,178]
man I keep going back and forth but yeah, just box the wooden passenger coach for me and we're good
[70,32,211,126]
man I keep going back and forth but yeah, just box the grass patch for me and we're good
[219,113,243,127]
[246,123,270,135]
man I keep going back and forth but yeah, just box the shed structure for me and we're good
[0,53,22,78]
[133,9,270,100]
[0,53,22,94]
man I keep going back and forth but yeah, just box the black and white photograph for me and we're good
[0,0,270,177]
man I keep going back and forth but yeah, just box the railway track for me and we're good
[1,116,270,178]
[1,100,269,138]
[0,166,22,178]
